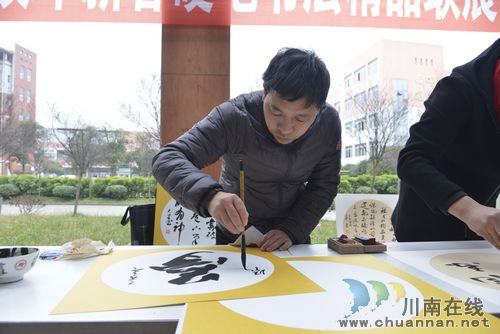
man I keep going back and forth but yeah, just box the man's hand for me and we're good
[207,191,248,235]
[449,196,500,249]
[259,229,292,252]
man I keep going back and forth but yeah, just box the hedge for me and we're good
[0,174,398,199]
[0,175,156,199]
[338,174,399,194]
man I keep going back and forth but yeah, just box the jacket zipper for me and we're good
[279,151,294,211]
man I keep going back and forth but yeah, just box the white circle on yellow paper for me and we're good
[160,198,216,245]
[220,261,423,331]
[343,199,396,242]
[101,250,273,295]
[430,252,500,290]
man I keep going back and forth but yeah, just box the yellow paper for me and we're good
[154,186,217,246]
[181,255,499,333]
[51,246,323,314]
[153,185,170,245]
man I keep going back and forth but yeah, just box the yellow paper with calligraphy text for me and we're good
[51,246,323,315]
[154,186,216,246]
[180,255,499,333]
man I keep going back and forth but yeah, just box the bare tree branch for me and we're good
[120,74,161,146]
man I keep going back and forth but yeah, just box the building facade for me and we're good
[330,40,444,165]
[0,44,37,175]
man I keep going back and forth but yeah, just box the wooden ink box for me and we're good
[328,234,386,254]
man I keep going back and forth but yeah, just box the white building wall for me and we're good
[330,40,444,166]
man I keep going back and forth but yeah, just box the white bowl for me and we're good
[0,247,40,283]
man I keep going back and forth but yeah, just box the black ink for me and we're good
[128,267,144,285]
[149,251,228,285]
[446,262,484,272]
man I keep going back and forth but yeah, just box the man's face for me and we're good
[263,90,320,145]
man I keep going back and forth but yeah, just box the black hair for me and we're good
[262,47,330,108]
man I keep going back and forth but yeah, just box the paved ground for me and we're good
[0,204,336,220]
[0,204,129,216]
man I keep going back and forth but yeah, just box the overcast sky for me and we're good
[1,21,498,131]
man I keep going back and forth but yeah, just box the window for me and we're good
[354,66,366,83]
[345,98,353,112]
[27,90,31,103]
[354,92,366,108]
[355,118,366,132]
[345,145,352,158]
[393,79,408,100]
[18,108,23,120]
[368,113,377,127]
[345,121,353,135]
[367,58,378,76]
[368,86,379,101]
[20,65,25,80]
[25,111,31,120]
[344,74,352,89]
[27,68,32,82]
[19,87,24,102]
[355,143,367,156]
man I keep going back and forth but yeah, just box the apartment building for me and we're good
[330,40,444,165]
[0,44,37,175]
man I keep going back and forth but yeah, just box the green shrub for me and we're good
[338,178,353,193]
[9,175,39,195]
[52,185,77,199]
[354,185,376,194]
[0,184,21,199]
[91,178,109,198]
[104,185,128,199]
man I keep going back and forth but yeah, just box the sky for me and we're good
[0,21,498,131]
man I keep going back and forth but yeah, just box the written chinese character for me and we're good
[463,297,484,316]
[402,297,420,316]
[150,251,227,285]
[446,261,484,272]
[82,0,120,11]
[0,0,29,9]
[423,296,441,316]
[443,296,462,316]
[175,0,213,13]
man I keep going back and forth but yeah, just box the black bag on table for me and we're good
[120,204,156,245]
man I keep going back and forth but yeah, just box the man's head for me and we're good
[262,48,330,144]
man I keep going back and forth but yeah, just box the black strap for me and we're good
[120,206,131,226]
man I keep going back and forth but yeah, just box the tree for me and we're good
[49,104,103,215]
[41,159,64,176]
[351,88,408,192]
[98,128,127,176]
[30,124,49,177]
[0,120,46,174]
[126,132,158,177]
[120,74,161,146]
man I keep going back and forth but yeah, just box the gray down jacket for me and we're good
[152,90,341,244]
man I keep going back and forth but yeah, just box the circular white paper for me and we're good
[101,250,273,295]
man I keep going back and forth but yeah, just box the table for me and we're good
[0,241,498,334]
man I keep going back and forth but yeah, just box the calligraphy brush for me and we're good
[239,159,247,270]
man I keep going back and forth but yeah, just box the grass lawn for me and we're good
[0,215,131,246]
[311,219,337,244]
[0,212,336,246]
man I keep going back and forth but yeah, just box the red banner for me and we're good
[0,0,498,32]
